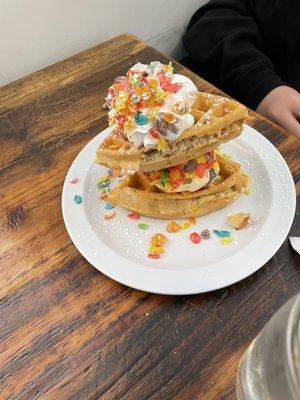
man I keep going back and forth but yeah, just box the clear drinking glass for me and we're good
[236,293,300,400]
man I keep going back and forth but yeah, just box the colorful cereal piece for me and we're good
[162,112,176,123]
[197,155,207,164]
[135,113,148,125]
[167,221,181,233]
[98,176,109,183]
[188,217,197,225]
[184,159,197,172]
[73,195,82,204]
[219,237,234,245]
[213,230,231,238]
[128,211,140,220]
[138,223,148,230]
[167,220,193,232]
[130,94,140,104]
[148,108,159,121]
[103,187,111,194]
[104,202,115,210]
[190,232,201,244]
[173,101,190,115]
[195,163,207,178]
[98,180,110,189]
[209,169,217,182]
[157,71,182,93]
[147,233,167,259]
[70,178,79,184]
[99,188,111,200]
[104,211,115,220]
[201,229,211,240]
[115,113,127,127]
[167,61,174,73]
[169,166,184,189]
[160,170,169,186]
[150,233,167,247]
[180,222,191,230]
[149,128,160,138]
[148,245,165,254]
[148,253,161,259]
[130,75,140,86]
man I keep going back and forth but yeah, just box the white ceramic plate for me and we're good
[62,125,296,295]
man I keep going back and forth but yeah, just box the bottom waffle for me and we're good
[104,155,251,219]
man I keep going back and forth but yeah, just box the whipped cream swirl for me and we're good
[105,61,198,149]
[127,74,197,149]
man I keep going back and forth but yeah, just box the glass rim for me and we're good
[285,293,300,400]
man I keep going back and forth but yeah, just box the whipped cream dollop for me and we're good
[128,74,197,149]
[104,61,198,149]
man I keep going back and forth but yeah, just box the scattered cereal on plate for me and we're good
[190,232,201,244]
[138,223,149,230]
[180,222,191,230]
[148,252,161,259]
[73,195,82,204]
[167,221,181,233]
[128,212,140,220]
[148,245,165,254]
[213,230,231,238]
[219,237,235,245]
[151,233,167,247]
[104,202,115,210]
[167,220,193,233]
[104,211,115,220]
[70,178,79,184]
[201,229,210,240]
[148,233,167,259]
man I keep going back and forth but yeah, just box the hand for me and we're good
[256,86,300,138]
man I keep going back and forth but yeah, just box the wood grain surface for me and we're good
[0,33,299,400]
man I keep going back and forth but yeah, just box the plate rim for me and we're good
[62,125,296,295]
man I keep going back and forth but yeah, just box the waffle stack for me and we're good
[96,62,250,219]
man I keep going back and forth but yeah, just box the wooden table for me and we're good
[0,33,299,400]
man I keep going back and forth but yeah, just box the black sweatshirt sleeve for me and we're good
[183,0,286,110]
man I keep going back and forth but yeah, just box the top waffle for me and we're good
[96,91,248,172]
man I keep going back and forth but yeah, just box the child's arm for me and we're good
[183,0,285,110]
[183,0,300,137]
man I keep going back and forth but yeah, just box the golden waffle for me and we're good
[104,155,251,219]
[96,92,248,172]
